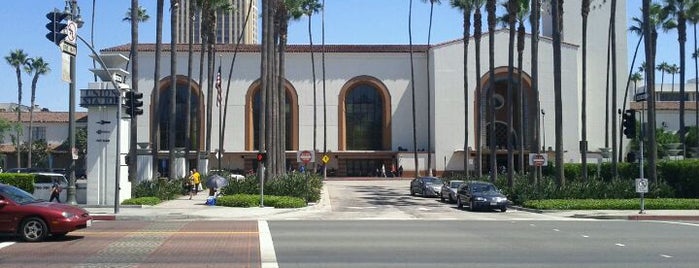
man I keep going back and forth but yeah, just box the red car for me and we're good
[0,183,92,242]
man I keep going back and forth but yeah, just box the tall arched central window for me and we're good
[158,78,201,151]
[345,84,383,150]
[252,90,293,150]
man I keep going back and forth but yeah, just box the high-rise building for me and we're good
[177,0,258,44]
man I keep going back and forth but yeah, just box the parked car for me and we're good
[456,181,508,212]
[410,176,444,197]
[440,180,464,203]
[31,172,69,203]
[0,183,92,242]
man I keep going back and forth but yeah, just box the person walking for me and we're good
[191,168,201,195]
[187,170,196,200]
[49,179,61,203]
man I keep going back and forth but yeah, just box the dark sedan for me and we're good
[0,183,92,242]
[456,181,508,212]
[410,177,444,197]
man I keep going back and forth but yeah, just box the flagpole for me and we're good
[217,57,223,171]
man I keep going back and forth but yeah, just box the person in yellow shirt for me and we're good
[191,168,201,195]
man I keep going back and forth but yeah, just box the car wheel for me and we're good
[500,207,507,212]
[422,189,429,197]
[457,197,463,208]
[469,200,476,211]
[410,188,415,196]
[20,217,48,242]
[448,194,455,203]
[440,193,445,202]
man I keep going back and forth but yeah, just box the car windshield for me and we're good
[0,185,39,204]
[472,184,498,193]
[423,178,443,185]
[449,181,463,188]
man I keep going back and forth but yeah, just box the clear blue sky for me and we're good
[0,1,675,112]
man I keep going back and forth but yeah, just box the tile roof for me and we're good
[101,43,431,54]
[0,112,88,123]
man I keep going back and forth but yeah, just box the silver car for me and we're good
[410,177,444,197]
[440,180,463,203]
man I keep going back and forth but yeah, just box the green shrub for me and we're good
[121,197,161,206]
[0,173,35,193]
[264,195,307,208]
[216,194,306,208]
[220,172,323,202]
[524,198,699,210]
[131,178,184,200]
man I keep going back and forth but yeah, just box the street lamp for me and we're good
[64,0,82,205]
[541,109,546,152]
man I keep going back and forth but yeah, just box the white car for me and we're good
[31,172,68,203]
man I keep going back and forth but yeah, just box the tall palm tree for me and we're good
[608,0,619,179]
[422,0,442,176]
[5,49,29,169]
[128,0,145,181]
[473,0,486,177]
[152,0,163,177]
[694,48,699,140]
[552,0,564,187]
[450,0,475,177]
[505,0,516,188]
[581,0,591,181]
[259,0,272,186]
[657,61,670,92]
[689,2,699,140]
[168,0,179,180]
[668,63,679,92]
[529,0,541,184]
[185,0,197,167]
[515,0,529,176]
[486,0,497,182]
[122,5,149,71]
[663,0,692,157]
[24,57,50,168]
[643,0,659,185]
[300,0,323,172]
[409,0,419,177]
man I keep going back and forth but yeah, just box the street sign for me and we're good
[529,153,548,166]
[72,147,79,160]
[636,178,649,193]
[61,41,77,57]
[96,129,111,134]
[64,20,77,44]
[634,91,648,102]
[322,154,330,164]
[297,150,315,164]
[96,120,111,125]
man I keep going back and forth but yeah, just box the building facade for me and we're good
[176,0,258,44]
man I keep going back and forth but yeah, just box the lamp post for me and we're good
[541,109,546,152]
[65,0,83,205]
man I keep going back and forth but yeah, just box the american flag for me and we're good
[216,66,222,107]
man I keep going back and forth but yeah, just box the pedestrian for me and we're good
[49,179,61,203]
[187,171,196,200]
[398,165,403,177]
[390,164,396,177]
[192,168,202,193]
[381,164,386,178]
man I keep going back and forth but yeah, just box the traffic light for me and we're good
[622,109,636,139]
[45,11,69,46]
[256,152,267,163]
[124,91,144,117]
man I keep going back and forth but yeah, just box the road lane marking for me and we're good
[529,224,536,227]
[552,229,560,232]
[615,243,626,247]
[258,220,279,268]
[74,231,258,235]
[581,234,589,238]
[0,242,15,250]
[660,254,673,258]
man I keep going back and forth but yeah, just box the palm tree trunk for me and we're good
[517,23,525,175]
[462,6,472,177]
[129,0,140,182]
[185,0,194,166]
[310,12,317,173]
[581,0,590,181]
[151,0,163,177]
[530,0,541,184]
[487,0,497,183]
[426,1,435,177]
[610,0,618,179]
[28,81,36,168]
[409,0,419,177]
[643,0,658,184]
[474,7,483,178]
[15,66,22,169]
[694,22,698,145]
[506,0,516,188]
[552,0,565,187]
[679,16,687,157]
[168,0,178,180]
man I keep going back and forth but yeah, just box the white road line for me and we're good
[581,234,589,238]
[552,228,560,232]
[0,242,15,250]
[615,243,626,247]
[258,220,279,268]
[529,224,536,227]
[660,254,673,258]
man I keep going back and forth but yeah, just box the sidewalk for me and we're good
[513,206,699,221]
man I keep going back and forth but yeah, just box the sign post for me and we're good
[636,178,648,214]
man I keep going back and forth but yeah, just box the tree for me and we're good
[514,0,529,176]
[529,0,541,184]
[657,61,670,92]
[152,0,163,177]
[409,0,420,177]
[581,0,591,182]
[299,0,323,172]
[643,0,659,184]
[505,0,516,188]
[24,57,50,168]
[168,0,179,180]
[486,0,497,183]
[662,0,692,157]
[668,63,679,92]
[552,0,564,186]
[185,0,197,167]
[5,49,29,169]
[422,0,442,176]
[450,0,478,177]
[688,2,699,140]
[122,5,149,71]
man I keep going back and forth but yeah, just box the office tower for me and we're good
[177,0,258,44]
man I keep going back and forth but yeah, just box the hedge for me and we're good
[216,194,306,208]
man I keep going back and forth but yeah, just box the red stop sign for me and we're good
[299,150,313,163]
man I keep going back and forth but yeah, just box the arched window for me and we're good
[252,90,293,150]
[157,77,202,151]
[339,76,391,151]
[245,81,299,151]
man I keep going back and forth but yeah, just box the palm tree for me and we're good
[152,0,164,177]
[643,0,659,185]
[515,0,529,176]
[128,0,146,181]
[5,49,28,169]
[24,57,50,168]
[581,0,591,181]
[688,2,699,141]
[122,5,149,71]
[486,0,497,183]
[657,62,670,92]
[505,0,516,188]
[668,63,679,92]
[631,72,644,94]
[529,0,541,184]
[552,0,564,186]
[473,0,486,177]
[663,0,692,157]
[409,0,419,177]
[450,0,475,176]
[168,0,179,180]
[300,0,323,172]
[185,0,197,167]
[422,0,442,177]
